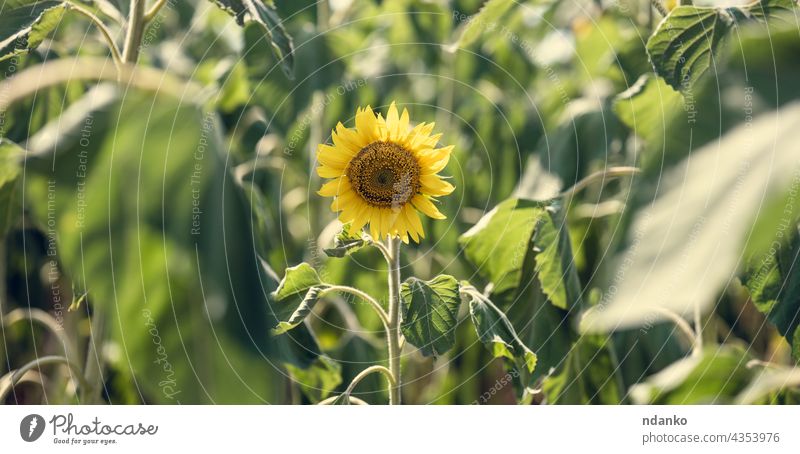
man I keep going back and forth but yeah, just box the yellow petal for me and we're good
[318,177,350,197]
[398,108,410,141]
[332,124,363,155]
[403,204,423,241]
[317,144,351,170]
[356,106,380,142]
[420,175,455,196]
[317,165,344,179]
[412,194,446,219]
[386,102,399,140]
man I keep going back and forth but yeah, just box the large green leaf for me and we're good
[208,0,294,78]
[271,286,322,335]
[460,198,580,310]
[630,345,754,404]
[463,287,537,384]
[743,223,800,361]
[582,102,800,332]
[400,275,461,358]
[0,1,68,62]
[647,0,797,91]
[24,88,284,403]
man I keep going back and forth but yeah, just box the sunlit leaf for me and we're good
[630,346,754,404]
[647,0,797,91]
[582,102,800,332]
[0,1,68,62]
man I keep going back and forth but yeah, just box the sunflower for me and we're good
[317,102,454,243]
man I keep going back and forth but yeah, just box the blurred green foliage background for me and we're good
[1,0,799,404]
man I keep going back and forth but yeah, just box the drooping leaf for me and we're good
[742,223,800,361]
[463,286,537,383]
[285,355,342,403]
[613,74,684,155]
[208,0,295,78]
[532,206,581,310]
[271,286,323,335]
[630,345,754,404]
[400,275,461,357]
[646,0,797,91]
[324,224,368,258]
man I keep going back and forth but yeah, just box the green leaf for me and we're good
[271,286,323,335]
[208,0,295,78]
[448,0,514,51]
[272,262,321,302]
[613,74,684,154]
[630,345,754,404]
[324,224,367,258]
[743,223,800,361]
[400,275,461,357]
[582,102,800,332]
[532,206,580,310]
[24,88,285,403]
[646,0,797,91]
[460,198,580,310]
[463,287,537,382]
[541,335,623,404]
[0,1,68,62]
[0,139,23,236]
[285,355,342,403]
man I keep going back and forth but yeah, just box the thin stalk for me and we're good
[322,285,389,328]
[386,237,402,405]
[653,307,699,354]
[122,0,145,64]
[343,365,396,396]
[558,166,641,200]
[143,0,169,23]
[66,1,123,69]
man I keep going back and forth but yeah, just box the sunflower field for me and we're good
[1,0,800,405]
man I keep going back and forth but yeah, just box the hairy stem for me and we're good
[122,0,145,64]
[386,237,402,405]
[343,365,396,396]
[65,1,123,69]
[143,0,169,23]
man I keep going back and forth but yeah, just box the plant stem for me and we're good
[343,365,396,396]
[65,1,123,70]
[386,237,402,405]
[143,0,169,23]
[122,0,145,64]
[322,285,389,328]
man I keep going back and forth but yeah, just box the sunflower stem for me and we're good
[386,237,403,405]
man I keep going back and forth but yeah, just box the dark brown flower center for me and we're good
[346,141,420,208]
